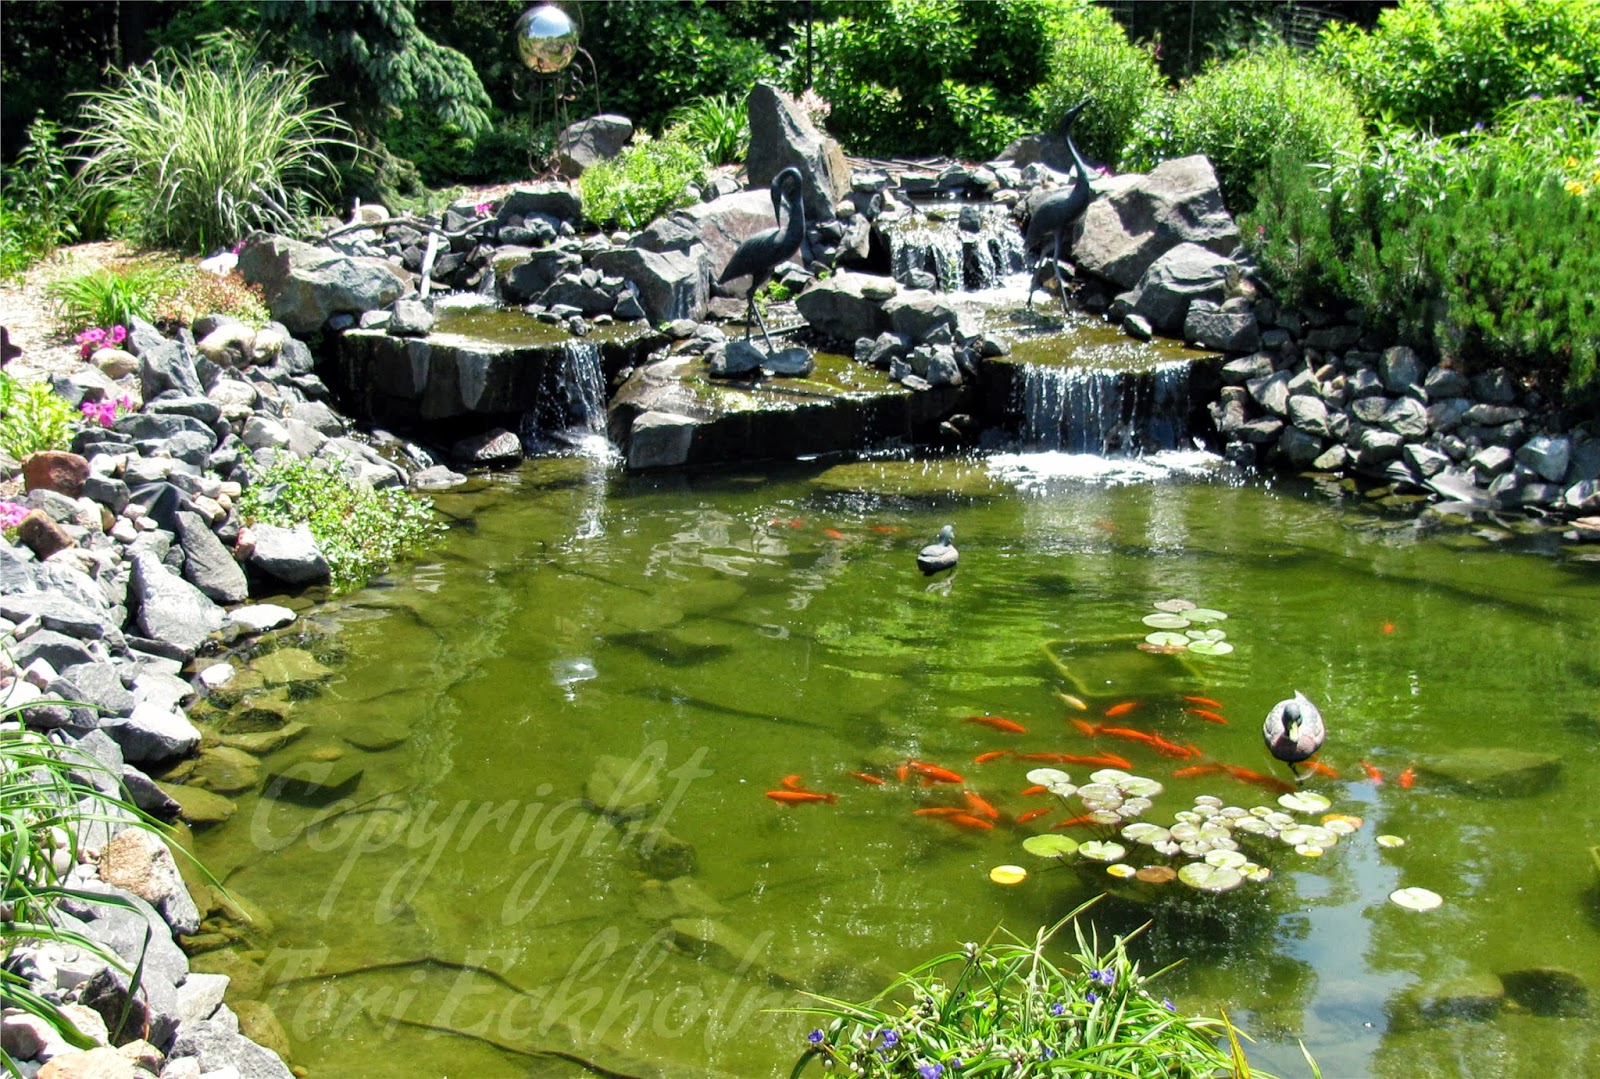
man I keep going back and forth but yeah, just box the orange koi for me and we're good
[962,791,1001,820]
[1398,766,1415,789]
[779,774,806,791]
[1150,736,1200,759]
[1052,813,1099,829]
[913,807,967,818]
[1104,700,1141,718]
[766,790,837,805]
[1301,760,1339,779]
[1183,695,1225,709]
[1097,726,1159,745]
[1360,760,1384,784]
[789,518,805,528]
[1017,752,1070,762]
[1056,691,1089,712]
[1185,708,1229,725]
[908,760,965,784]
[1020,785,1049,797]
[1069,718,1099,736]
[944,813,995,831]
[822,527,845,540]
[1221,765,1294,793]
[965,715,1027,734]
[1381,620,1395,634]
[1015,806,1052,824]
[895,763,910,783]
[972,750,1012,764]
[1172,763,1224,779]
[869,524,904,534]
[848,771,887,786]
[1057,752,1134,769]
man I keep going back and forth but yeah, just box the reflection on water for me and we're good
[191,454,1600,1078]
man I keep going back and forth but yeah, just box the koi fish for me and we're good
[1220,764,1295,794]
[1015,806,1052,824]
[1097,726,1159,745]
[823,528,845,540]
[1183,695,1225,709]
[1360,760,1384,784]
[1057,752,1134,769]
[1069,718,1099,736]
[965,715,1027,734]
[1398,766,1415,789]
[972,750,1012,764]
[1185,707,1229,725]
[779,774,805,791]
[1052,813,1100,829]
[1020,785,1049,797]
[849,771,887,786]
[1056,691,1090,712]
[1382,621,1395,634]
[789,518,805,529]
[1104,701,1141,718]
[766,790,837,805]
[1172,763,1224,779]
[908,760,965,784]
[962,791,1001,820]
[869,524,904,534]
[1150,736,1200,760]
[944,813,995,831]
[913,807,967,818]
[895,763,910,783]
[1302,760,1339,779]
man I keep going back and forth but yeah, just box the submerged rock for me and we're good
[1498,966,1590,1017]
[1422,747,1561,797]
[585,754,663,819]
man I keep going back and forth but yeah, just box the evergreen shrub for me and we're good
[1030,4,1165,166]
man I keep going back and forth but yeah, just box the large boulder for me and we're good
[642,190,794,290]
[794,272,896,344]
[129,549,225,658]
[1127,243,1238,335]
[1074,155,1240,289]
[553,114,634,178]
[745,82,850,224]
[591,245,709,323]
[237,234,412,335]
[246,523,330,586]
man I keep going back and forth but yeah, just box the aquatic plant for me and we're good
[789,896,1274,1077]
[1139,598,1233,657]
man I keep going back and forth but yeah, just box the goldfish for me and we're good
[1360,760,1384,784]
[823,527,845,540]
[1069,718,1099,736]
[972,750,1012,764]
[908,760,965,784]
[966,715,1027,734]
[789,518,805,529]
[1150,736,1201,759]
[1185,707,1229,725]
[1057,752,1134,769]
[1015,806,1052,824]
[1302,760,1340,779]
[1220,765,1295,794]
[1020,784,1049,797]
[1097,726,1159,745]
[913,807,966,818]
[1382,620,1395,634]
[1052,813,1100,829]
[779,774,805,791]
[962,791,1001,820]
[848,771,887,786]
[766,791,837,805]
[895,763,910,783]
[1398,766,1415,789]
[1183,695,1225,709]
[869,524,904,534]
[944,813,995,831]
[1104,701,1141,718]
[1172,763,1224,779]
[1056,691,1089,712]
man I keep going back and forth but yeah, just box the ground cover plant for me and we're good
[0,372,80,461]
[578,128,709,231]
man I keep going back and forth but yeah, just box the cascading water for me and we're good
[883,204,1027,292]
[519,339,613,457]
[1015,360,1193,455]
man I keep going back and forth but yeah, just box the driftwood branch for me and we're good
[316,215,493,244]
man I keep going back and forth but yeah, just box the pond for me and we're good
[190,448,1600,1078]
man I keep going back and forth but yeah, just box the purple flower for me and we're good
[108,324,126,346]
[1049,1002,1066,1016]
[1163,997,1177,1012]
[1040,1047,1055,1060]
[1090,968,1115,988]
[877,1028,899,1048]
[1086,990,1099,1004]
[918,1065,944,1079]
[807,1029,824,1045]
[80,399,117,428]
[0,501,30,529]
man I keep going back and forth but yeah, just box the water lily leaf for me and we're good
[1186,640,1234,656]
[1322,818,1358,836]
[1169,822,1200,842]
[1119,776,1164,798]
[1106,863,1137,879]
[1185,608,1228,623]
[1322,813,1364,832]
[1184,628,1227,641]
[1119,796,1153,816]
[989,864,1028,885]
[1194,795,1223,808]
[1294,843,1326,857]
[1089,768,1132,785]
[1154,599,1197,612]
[1022,834,1078,857]
[1025,768,1071,787]
[1205,849,1249,870]
[1087,809,1124,826]
[1279,792,1332,814]
[1178,862,1244,892]
[1144,631,1190,648]
[1390,887,1442,911]
[1246,866,1273,883]
[1121,822,1169,844]
[1079,840,1127,862]
[1047,782,1079,799]
[1152,839,1180,856]
[1179,839,1215,857]
[1231,816,1271,835]
[1143,612,1191,630]
[1376,834,1407,848]
[1135,865,1177,884]
[1076,782,1121,804]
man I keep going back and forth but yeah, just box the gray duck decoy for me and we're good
[916,524,959,575]
[1262,690,1326,779]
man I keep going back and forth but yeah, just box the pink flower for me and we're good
[108,325,127,345]
[0,501,29,530]
[475,201,492,216]
[80,399,118,427]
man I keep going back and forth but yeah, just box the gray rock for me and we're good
[1426,396,1472,433]
[284,400,344,436]
[1462,403,1527,426]
[1378,397,1430,439]
[1403,443,1451,479]
[1278,425,1325,469]
[1423,365,1471,398]
[0,592,119,642]
[763,346,816,378]
[1470,367,1518,404]
[176,972,231,1028]
[173,511,248,604]
[1347,367,1385,399]
[1379,346,1423,393]
[793,271,893,343]
[139,337,205,401]
[1129,243,1238,334]
[388,298,435,336]
[1469,445,1515,478]
[246,523,330,586]
[590,245,708,324]
[1352,426,1405,467]
[624,409,699,470]
[59,660,135,714]
[101,702,201,762]
[449,428,523,469]
[240,414,291,452]
[96,826,200,935]
[237,233,412,336]
[1515,435,1571,484]
[168,1004,294,1079]
[708,339,765,378]
[553,113,634,178]
[115,411,215,445]
[497,182,583,223]
[1236,417,1284,444]
[1184,300,1259,352]
[1287,394,1333,438]
[1247,370,1292,417]
[1310,444,1350,472]
[882,290,962,344]
[120,765,182,818]
[130,550,224,657]
[1565,478,1600,512]
[746,82,850,223]
[79,962,182,1052]
[409,464,468,491]
[1072,155,1240,289]
[14,628,97,672]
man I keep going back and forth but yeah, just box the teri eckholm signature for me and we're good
[245,739,713,922]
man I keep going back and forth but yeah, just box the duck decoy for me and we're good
[916,524,959,575]
[1262,691,1325,779]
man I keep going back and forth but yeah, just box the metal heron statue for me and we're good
[1262,691,1326,779]
[1024,98,1096,312]
[718,167,806,351]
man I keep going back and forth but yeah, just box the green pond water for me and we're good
[191,451,1600,1078]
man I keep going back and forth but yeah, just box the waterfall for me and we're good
[1016,361,1193,455]
[883,205,1026,292]
[520,339,614,457]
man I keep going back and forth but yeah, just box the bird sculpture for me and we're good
[1024,98,1096,312]
[916,524,959,575]
[718,167,806,352]
[1262,691,1326,779]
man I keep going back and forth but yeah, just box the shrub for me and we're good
[578,130,708,232]
[238,456,444,592]
[153,266,271,332]
[0,117,88,280]
[0,372,80,460]
[72,43,351,252]
[791,897,1279,1077]
[46,262,179,335]
[1125,44,1366,211]
[668,93,750,167]
[1030,4,1166,166]
[1318,0,1600,136]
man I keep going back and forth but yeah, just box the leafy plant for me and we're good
[153,265,271,332]
[790,896,1276,1077]
[668,93,750,167]
[238,456,444,592]
[71,42,351,252]
[0,117,88,279]
[578,129,708,232]
[0,372,81,460]
[1030,4,1165,166]
[46,262,178,334]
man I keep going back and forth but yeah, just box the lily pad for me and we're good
[989,864,1028,885]
[1279,791,1332,814]
[1186,640,1235,656]
[1294,843,1326,857]
[1178,862,1244,892]
[1377,834,1408,848]
[1154,599,1197,612]
[1026,767,1072,787]
[1185,628,1227,641]
[1135,865,1177,884]
[1022,834,1079,858]
[1390,886,1443,911]
[1205,849,1249,870]
[1076,782,1121,804]
[1087,810,1124,826]
[1145,631,1190,648]
[1143,612,1191,630]
[1184,608,1228,624]
[1106,863,1137,879]
[1118,777,1164,798]
[1089,768,1133,785]
[1122,822,1170,844]
[1079,840,1127,863]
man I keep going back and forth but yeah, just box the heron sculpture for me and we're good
[1024,98,1096,312]
[1262,691,1326,779]
[916,524,959,575]
[718,166,806,351]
